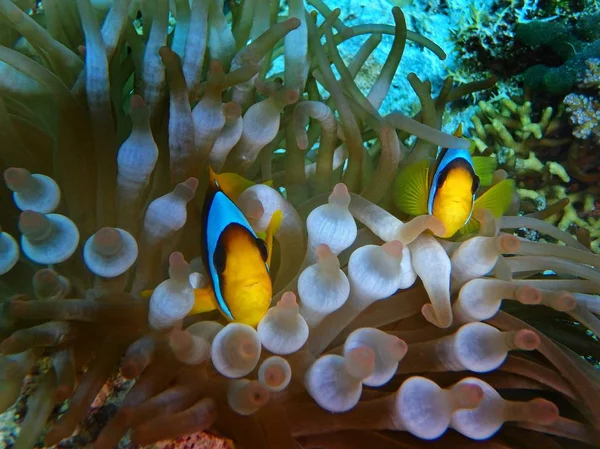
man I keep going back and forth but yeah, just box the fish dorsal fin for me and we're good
[213,171,274,202]
[208,166,219,188]
[393,159,430,216]
[453,123,463,137]
[471,156,498,187]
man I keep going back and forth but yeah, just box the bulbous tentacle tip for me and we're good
[421,303,452,329]
[18,210,46,235]
[158,45,176,60]
[174,177,199,201]
[168,252,189,283]
[244,198,265,221]
[329,183,350,207]
[515,285,542,305]
[388,336,408,361]
[450,382,484,409]
[258,356,292,392]
[285,17,302,29]
[528,398,560,425]
[222,101,242,120]
[263,365,284,387]
[92,227,122,256]
[240,339,259,360]
[513,329,541,351]
[283,88,300,105]
[498,234,519,253]
[315,243,333,260]
[552,292,577,312]
[33,268,58,287]
[247,381,270,407]
[3,167,30,191]
[344,346,375,380]
[130,94,146,109]
[382,240,403,258]
[279,291,298,308]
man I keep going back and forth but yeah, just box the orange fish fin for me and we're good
[393,159,429,216]
[472,156,498,187]
[140,289,153,300]
[474,178,516,218]
[214,172,255,202]
[265,210,283,266]
[453,123,463,137]
[208,166,218,185]
[190,287,218,315]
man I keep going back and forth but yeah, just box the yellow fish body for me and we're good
[199,168,277,326]
[393,129,514,238]
[142,169,281,327]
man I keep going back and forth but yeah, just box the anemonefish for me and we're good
[141,170,281,327]
[393,126,515,238]
[194,168,279,327]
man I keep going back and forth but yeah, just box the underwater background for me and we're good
[1,0,600,448]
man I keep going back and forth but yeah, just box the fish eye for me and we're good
[256,238,268,262]
[213,244,227,274]
[472,175,480,193]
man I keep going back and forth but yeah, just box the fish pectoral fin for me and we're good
[190,287,218,315]
[265,210,283,266]
[472,156,498,187]
[393,159,430,216]
[459,217,480,235]
[474,178,516,218]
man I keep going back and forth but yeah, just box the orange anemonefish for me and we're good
[141,170,281,327]
[393,126,515,238]
[195,168,278,327]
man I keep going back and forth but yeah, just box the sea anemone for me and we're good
[0,1,599,448]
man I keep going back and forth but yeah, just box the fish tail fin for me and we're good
[264,210,283,266]
[461,178,516,235]
[472,156,498,187]
[190,287,218,315]
[393,159,430,216]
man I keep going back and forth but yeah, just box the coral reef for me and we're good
[450,1,600,98]
[565,58,600,143]
[518,14,600,96]
[0,1,599,449]
[468,80,600,252]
